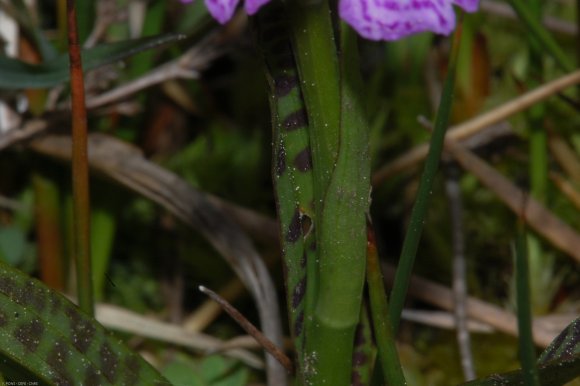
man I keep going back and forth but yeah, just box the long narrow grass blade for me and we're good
[514,222,540,386]
[525,0,553,316]
[366,222,406,385]
[388,15,465,331]
[351,303,376,385]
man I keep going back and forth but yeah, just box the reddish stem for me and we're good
[66,0,94,316]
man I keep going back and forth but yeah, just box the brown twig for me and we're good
[550,172,580,210]
[198,285,294,374]
[381,263,559,348]
[372,70,580,185]
[443,136,580,263]
[445,166,476,381]
[95,303,264,368]
[547,130,580,184]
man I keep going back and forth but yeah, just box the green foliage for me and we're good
[0,226,29,266]
[0,34,182,89]
[165,126,268,208]
[162,354,248,386]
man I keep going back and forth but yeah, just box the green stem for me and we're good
[287,2,370,383]
[288,0,340,198]
[66,0,94,316]
[389,15,464,331]
[526,0,551,315]
[528,0,546,204]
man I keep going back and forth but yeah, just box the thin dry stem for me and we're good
[373,70,580,185]
[198,285,293,374]
[445,167,476,381]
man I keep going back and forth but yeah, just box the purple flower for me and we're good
[339,0,479,41]
[181,0,479,41]
[180,0,268,24]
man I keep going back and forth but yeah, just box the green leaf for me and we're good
[0,227,26,266]
[463,318,580,385]
[538,317,580,364]
[0,261,171,385]
[461,354,580,385]
[200,356,248,386]
[162,354,247,386]
[0,34,183,89]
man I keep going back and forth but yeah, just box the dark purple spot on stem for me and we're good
[276,147,286,176]
[286,210,301,243]
[301,216,312,237]
[294,311,304,338]
[292,277,306,309]
[309,240,317,251]
[352,350,368,366]
[294,148,312,172]
[351,369,364,386]
[354,323,366,347]
[294,147,312,172]
[283,110,307,132]
[274,75,298,97]
[300,251,307,269]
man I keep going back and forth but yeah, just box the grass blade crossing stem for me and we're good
[389,15,465,331]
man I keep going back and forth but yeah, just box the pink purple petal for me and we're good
[339,0,477,41]
[204,0,239,24]
[244,0,270,15]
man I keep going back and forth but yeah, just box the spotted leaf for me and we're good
[0,262,170,385]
